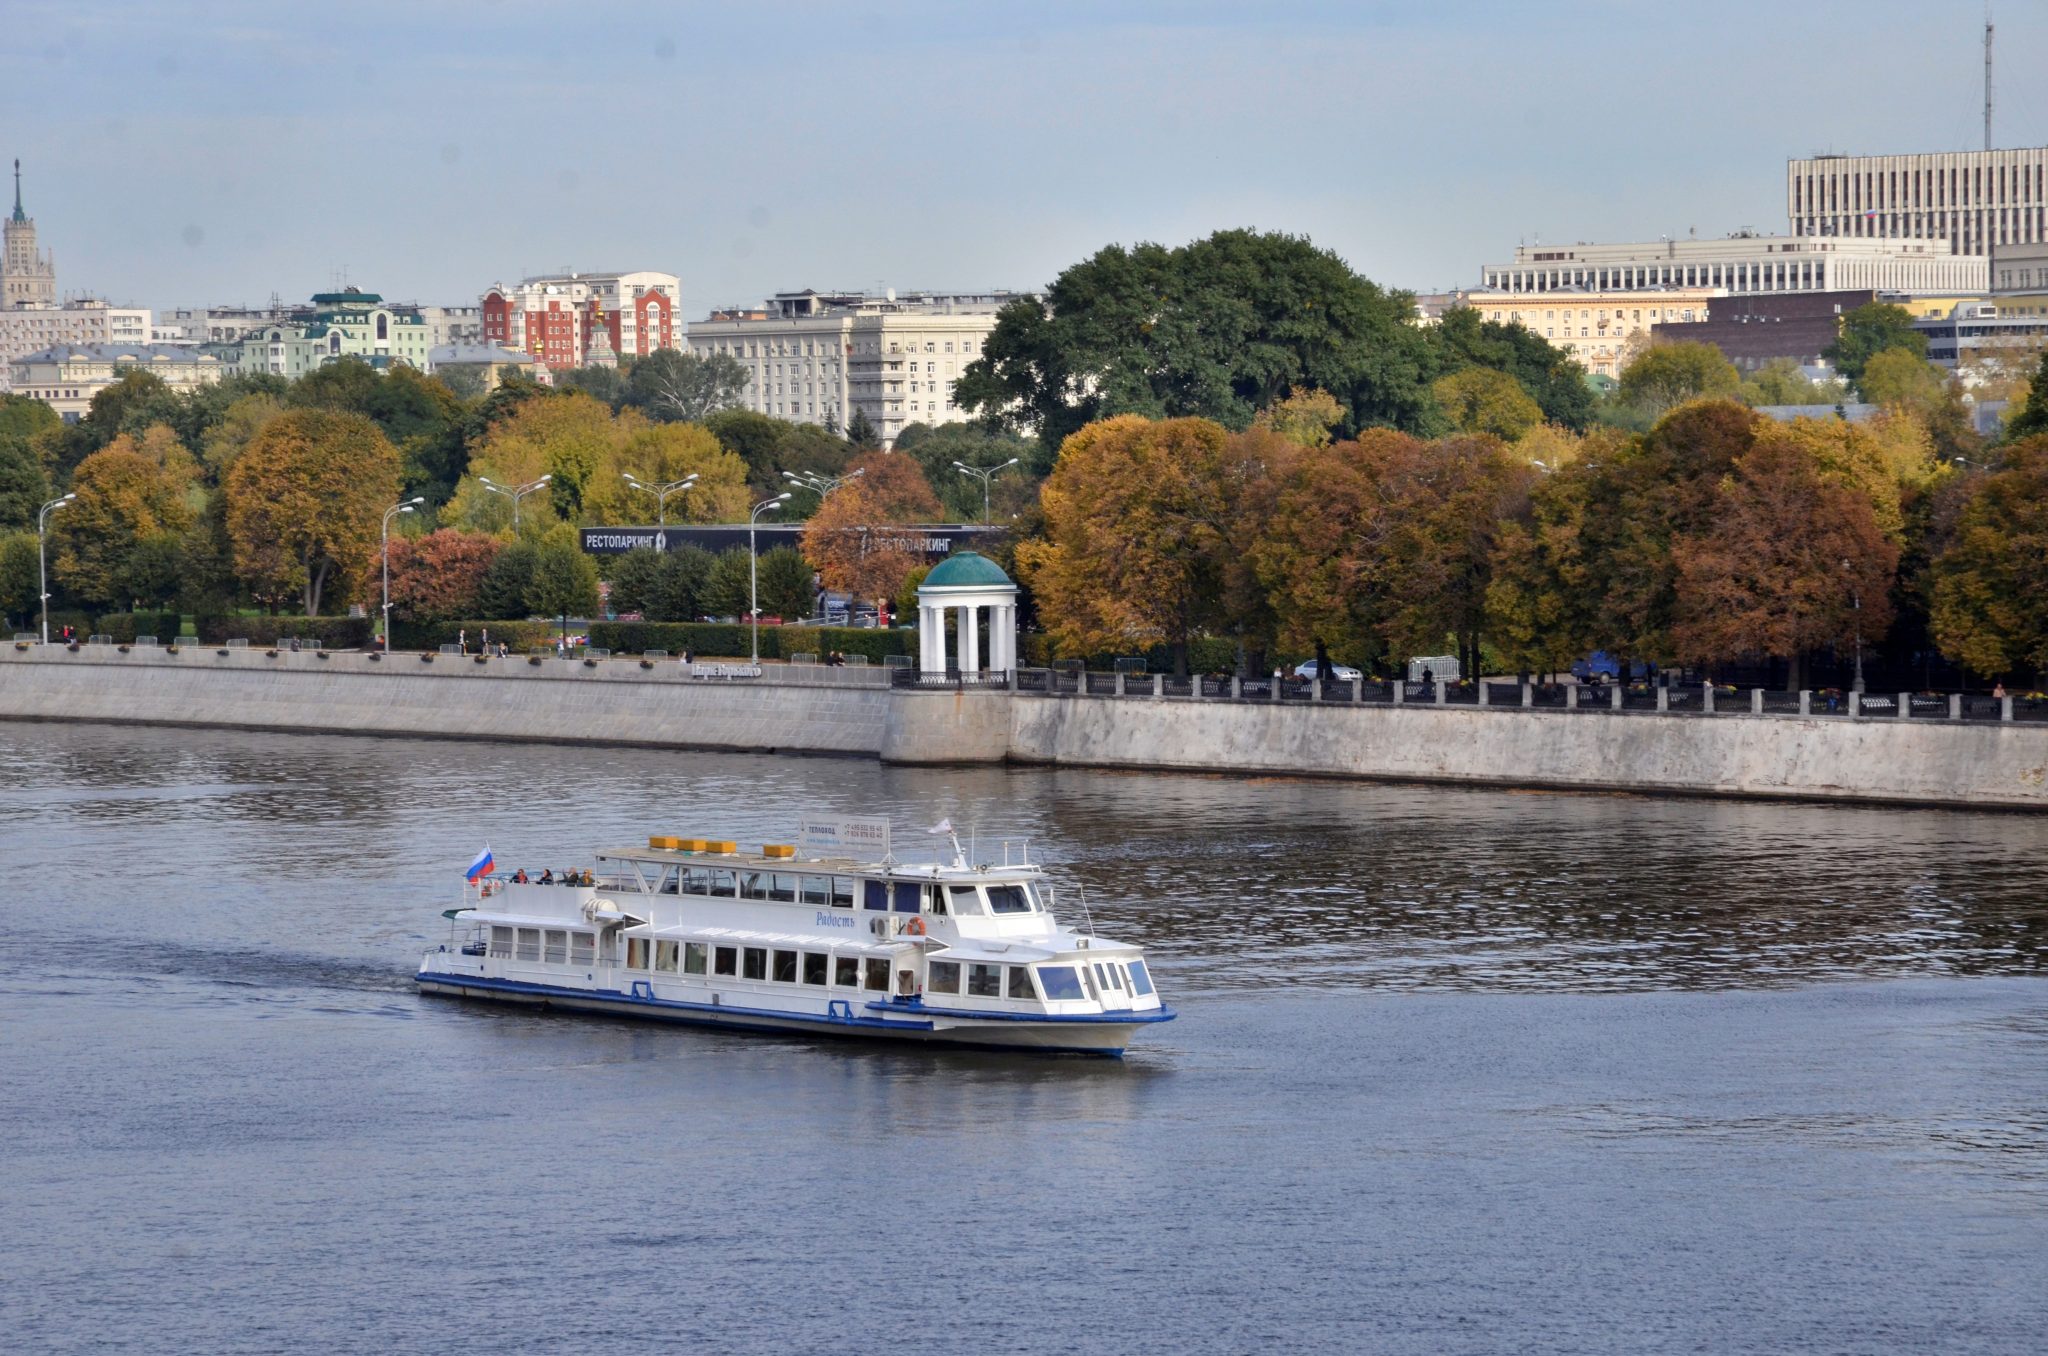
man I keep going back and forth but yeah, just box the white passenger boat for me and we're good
[415,822,1174,1056]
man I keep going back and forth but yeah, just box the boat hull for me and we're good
[415,973,1164,1056]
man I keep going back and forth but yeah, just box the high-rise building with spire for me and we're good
[4,159,58,309]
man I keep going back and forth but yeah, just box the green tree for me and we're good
[845,408,879,450]
[1739,358,1846,408]
[1427,305,1594,431]
[1432,368,1544,440]
[1824,303,1927,384]
[284,357,383,415]
[1930,436,2048,678]
[556,364,629,410]
[606,546,666,615]
[476,540,539,620]
[1857,347,1947,408]
[0,532,40,627]
[1615,342,1741,415]
[956,229,1434,446]
[704,548,754,618]
[755,544,816,620]
[625,350,750,423]
[0,430,49,532]
[528,525,600,649]
[1999,349,2048,443]
[41,370,175,481]
[648,544,714,622]
[225,409,401,615]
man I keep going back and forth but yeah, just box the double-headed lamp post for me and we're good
[381,497,425,650]
[749,492,792,664]
[37,492,75,644]
[622,471,698,526]
[783,465,866,499]
[479,474,551,533]
[953,458,1019,524]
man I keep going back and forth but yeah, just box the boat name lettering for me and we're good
[816,911,855,929]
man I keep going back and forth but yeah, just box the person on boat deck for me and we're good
[512,869,529,884]
[539,869,554,884]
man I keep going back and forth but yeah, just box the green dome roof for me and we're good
[920,550,1015,590]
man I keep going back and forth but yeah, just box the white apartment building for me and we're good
[10,343,223,420]
[1788,147,2048,259]
[0,299,153,393]
[1480,232,1985,296]
[688,290,1016,444]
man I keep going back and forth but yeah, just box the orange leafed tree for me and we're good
[386,529,503,622]
[799,452,942,611]
[1671,432,1898,691]
[52,438,198,608]
[226,409,401,615]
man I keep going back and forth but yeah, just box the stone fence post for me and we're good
[1351,676,1362,703]
[1434,681,1446,706]
[1231,676,1242,700]
[1949,693,1961,720]
[1522,682,1534,708]
[1567,685,1579,710]
[1847,691,1860,718]
[1898,690,1910,719]
[1656,686,1669,713]
[1703,682,1715,714]
[1799,690,1811,715]
[1477,680,1490,707]
[1154,674,1164,698]
[2002,695,2014,722]
[1751,688,1764,715]
[1114,672,1125,697]
[1311,677,1323,702]
[1610,685,1622,712]
[1392,679,1404,705]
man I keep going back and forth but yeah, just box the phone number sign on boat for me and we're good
[797,814,891,860]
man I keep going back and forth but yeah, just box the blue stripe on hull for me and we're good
[415,973,1134,1056]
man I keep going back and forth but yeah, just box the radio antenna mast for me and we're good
[1984,5,1994,151]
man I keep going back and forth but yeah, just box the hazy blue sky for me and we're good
[7,1,2046,315]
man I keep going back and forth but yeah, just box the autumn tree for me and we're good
[226,409,401,615]
[2003,350,2048,443]
[1929,437,2048,679]
[603,420,751,523]
[799,451,943,612]
[1427,305,1594,431]
[1615,342,1741,415]
[1672,436,1898,690]
[1020,416,1283,675]
[51,441,197,609]
[1251,387,1345,449]
[1432,368,1543,440]
[1485,466,1601,676]
[386,529,503,622]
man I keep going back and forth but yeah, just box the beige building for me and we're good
[1481,232,1983,296]
[688,290,1017,444]
[1460,288,1723,379]
[9,343,224,421]
[1788,147,2048,259]
[0,299,154,393]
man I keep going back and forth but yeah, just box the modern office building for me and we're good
[1912,300,2048,371]
[1458,287,1723,380]
[687,289,1017,444]
[1787,148,2048,258]
[3,160,56,310]
[9,343,224,421]
[1480,232,1985,296]
[479,271,680,370]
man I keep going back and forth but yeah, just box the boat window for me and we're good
[741,871,773,901]
[1108,964,1123,990]
[831,877,857,908]
[772,948,799,982]
[682,865,711,895]
[834,956,859,987]
[1007,966,1036,1000]
[655,940,679,973]
[893,882,921,914]
[863,958,890,991]
[803,952,828,985]
[714,945,738,977]
[967,963,1002,998]
[863,879,888,911]
[489,926,513,958]
[1036,965,1085,1001]
[571,933,595,966]
[946,885,985,917]
[929,961,961,994]
[684,942,707,975]
[708,870,738,899]
[772,873,801,902]
[658,865,680,895]
[986,885,1031,915]
[626,937,650,970]
[544,930,568,964]
[1127,960,1155,997]
[742,947,767,981]
[800,875,831,906]
[516,927,541,962]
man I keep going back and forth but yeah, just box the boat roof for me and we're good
[594,845,1043,879]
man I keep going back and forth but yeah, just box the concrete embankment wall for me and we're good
[1000,692,2048,809]
[0,647,892,755]
[6,648,2047,808]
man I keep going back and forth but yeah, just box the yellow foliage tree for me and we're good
[53,441,197,608]
[1433,368,1543,440]
[1251,386,1344,448]
[226,409,400,615]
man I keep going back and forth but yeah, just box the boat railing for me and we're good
[998,837,1032,866]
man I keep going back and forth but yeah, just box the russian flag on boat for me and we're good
[465,845,494,882]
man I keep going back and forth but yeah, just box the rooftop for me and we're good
[920,551,1015,591]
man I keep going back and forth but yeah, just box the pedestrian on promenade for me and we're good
[1314,638,1334,684]
[480,626,489,654]
[458,628,468,656]
[1994,682,2007,700]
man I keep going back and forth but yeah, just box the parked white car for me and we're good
[1292,660,1363,681]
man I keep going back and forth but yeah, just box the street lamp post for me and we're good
[782,466,866,500]
[1841,557,1864,693]
[381,497,425,651]
[622,471,698,526]
[36,492,75,644]
[478,474,552,533]
[953,458,1019,524]
[749,492,792,664]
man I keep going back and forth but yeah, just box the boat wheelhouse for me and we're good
[416,829,1174,1055]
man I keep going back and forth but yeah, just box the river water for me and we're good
[2,722,2045,1354]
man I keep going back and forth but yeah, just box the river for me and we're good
[2,722,2044,1353]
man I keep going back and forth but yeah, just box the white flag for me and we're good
[927,818,954,835]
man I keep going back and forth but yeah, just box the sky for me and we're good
[7,0,2048,316]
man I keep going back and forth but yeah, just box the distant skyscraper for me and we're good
[3,159,58,309]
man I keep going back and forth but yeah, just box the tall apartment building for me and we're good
[1480,232,1985,296]
[687,290,1016,444]
[479,271,680,370]
[0,299,152,394]
[1787,148,2048,258]
[4,160,56,309]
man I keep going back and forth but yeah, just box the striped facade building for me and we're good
[1787,148,2048,259]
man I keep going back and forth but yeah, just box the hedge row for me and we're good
[390,619,560,653]
[195,615,375,649]
[93,612,187,643]
[582,621,916,660]
[1019,633,1243,673]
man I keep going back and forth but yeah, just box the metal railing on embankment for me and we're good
[910,662,2045,726]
